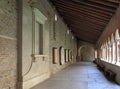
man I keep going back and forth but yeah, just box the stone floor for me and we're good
[31,62,120,89]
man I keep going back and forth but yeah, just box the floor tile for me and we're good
[31,62,120,89]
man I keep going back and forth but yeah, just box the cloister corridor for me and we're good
[31,62,120,89]
[1,0,120,89]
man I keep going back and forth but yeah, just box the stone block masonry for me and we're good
[0,0,17,89]
[0,37,17,89]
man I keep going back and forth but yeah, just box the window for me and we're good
[52,48,58,64]
[118,42,120,63]
[115,29,120,64]
[99,29,120,66]
[108,45,112,62]
[117,41,120,64]
[107,38,112,62]
[95,50,97,58]
[112,42,116,63]
[59,47,65,65]
[53,14,57,40]
[101,45,106,60]
[33,8,47,55]
[106,45,108,61]
[35,22,43,54]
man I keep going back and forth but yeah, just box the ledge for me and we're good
[101,60,120,68]
[32,54,48,58]
[31,54,48,62]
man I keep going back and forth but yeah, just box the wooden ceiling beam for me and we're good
[62,14,106,28]
[64,18,104,32]
[87,0,117,10]
[74,33,97,41]
[88,0,119,8]
[59,10,108,25]
[72,28,100,38]
[61,12,108,27]
[53,0,112,20]
[58,9,109,24]
[70,26,101,36]
[69,25,102,34]
[68,22,104,32]
[73,32,97,43]
[69,24,102,34]
[73,31,97,44]
[106,0,120,4]
[70,0,116,13]
[52,0,113,15]
[52,0,115,13]
[56,4,111,21]
[50,0,119,44]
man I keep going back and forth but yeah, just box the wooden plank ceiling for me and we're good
[49,0,120,44]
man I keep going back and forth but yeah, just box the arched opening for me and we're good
[59,46,65,65]
[77,45,95,62]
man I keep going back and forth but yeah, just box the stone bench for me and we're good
[105,70,116,81]
[97,64,105,71]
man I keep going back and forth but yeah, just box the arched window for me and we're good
[108,38,112,62]
[105,41,108,61]
[101,44,105,60]
[59,46,65,65]
[95,50,97,58]
[103,41,108,61]
[99,29,120,65]
[111,34,115,63]
[115,29,120,65]
[99,48,102,59]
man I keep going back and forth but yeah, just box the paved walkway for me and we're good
[31,62,120,89]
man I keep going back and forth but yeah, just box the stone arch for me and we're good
[59,46,65,65]
[77,45,95,62]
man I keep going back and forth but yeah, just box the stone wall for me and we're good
[77,41,95,62]
[49,9,77,74]
[100,60,120,84]
[0,0,17,89]
[20,0,77,89]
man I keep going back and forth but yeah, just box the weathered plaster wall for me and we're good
[0,0,17,89]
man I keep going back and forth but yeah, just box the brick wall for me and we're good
[49,15,77,74]
[21,0,77,88]
[0,0,17,89]
[0,38,17,89]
